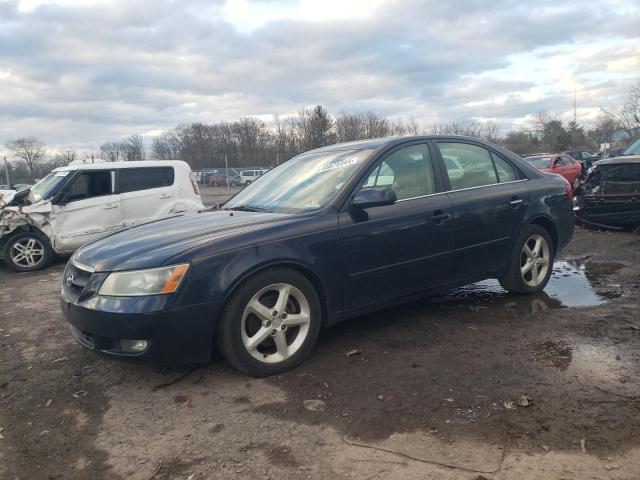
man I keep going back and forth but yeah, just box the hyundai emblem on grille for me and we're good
[66,274,74,287]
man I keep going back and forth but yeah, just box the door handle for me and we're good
[159,194,172,199]
[509,198,524,207]
[431,211,451,224]
[103,204,119,210]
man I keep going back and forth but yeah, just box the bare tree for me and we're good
[100,142,121,162]
[121,134,145,161]
[431,120,483,137]
[482,120,501,143]
[6,137,46,176]
[59,150,77,165]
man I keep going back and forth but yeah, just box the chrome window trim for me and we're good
[395,179,528,203]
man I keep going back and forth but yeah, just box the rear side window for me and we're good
[438,143,497,190]
[492,154,518,182]
[438,143,521,190]
[119,167,174,193]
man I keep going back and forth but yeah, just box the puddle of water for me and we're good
[435,260,623,311]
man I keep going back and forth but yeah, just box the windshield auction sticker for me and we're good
[319,156,361,173]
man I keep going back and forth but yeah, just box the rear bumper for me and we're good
[61,298,223,365]
[557,211,575,251]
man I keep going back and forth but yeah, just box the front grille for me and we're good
[62,261,94,301]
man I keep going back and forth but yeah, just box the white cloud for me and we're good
[0,0,638,150]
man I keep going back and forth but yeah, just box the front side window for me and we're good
[29,171,70,203]
[119,167,174,193]
[558,156,573,166]
[438,143,498,190]
[62,171,112,202]
[364,161,394,187]
[362,144,435,200]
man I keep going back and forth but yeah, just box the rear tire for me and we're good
[499,224,554,294]
[3,230,54,272]
[216,267,322,377]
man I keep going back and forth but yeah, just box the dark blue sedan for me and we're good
[61,136,574,376]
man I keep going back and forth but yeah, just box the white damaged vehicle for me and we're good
[0,161,204,272]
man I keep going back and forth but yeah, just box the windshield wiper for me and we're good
[224,205,272,213]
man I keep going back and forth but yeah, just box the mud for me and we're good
[1,227,639,479]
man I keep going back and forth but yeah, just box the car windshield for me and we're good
[224,149,374,213]
[28,171,70,203]
[622,138,640,156]
[525,156,552,169]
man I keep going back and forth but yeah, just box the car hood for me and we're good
[73,210,293,272]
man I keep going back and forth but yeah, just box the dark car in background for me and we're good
[574,155,640,230]
[61,136,574,376]
[563,150,599,169]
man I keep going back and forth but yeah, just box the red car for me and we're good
[524,154,583,187]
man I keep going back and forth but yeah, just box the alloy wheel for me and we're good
[520,234,550,287]
[10,237,45,268]
[241,283,311,364]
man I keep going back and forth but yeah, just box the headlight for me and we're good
[98,264,189,296]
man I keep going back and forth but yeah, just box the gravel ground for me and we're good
[1,227,639,480]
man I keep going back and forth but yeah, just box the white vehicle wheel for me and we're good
[4,231,54,272]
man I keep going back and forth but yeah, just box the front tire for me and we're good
[499,224,554,294]
[3,230,54,272]
[216,268,322,377]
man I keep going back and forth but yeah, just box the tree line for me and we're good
[3,80,639,184]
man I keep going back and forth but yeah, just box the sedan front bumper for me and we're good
[61,298,223,365]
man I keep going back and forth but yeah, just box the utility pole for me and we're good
[3,156,11,188]
[224,154,230,192]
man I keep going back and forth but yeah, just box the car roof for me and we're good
[305,135,509,154]
[53,160,189,172]
[594,155,640,166]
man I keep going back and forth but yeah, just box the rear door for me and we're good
[339,142,454,309]
[434,141,530,281]
[51,169,122,251]
[118,166,176,227]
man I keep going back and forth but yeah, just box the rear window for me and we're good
[119,167,174,193]
[525,156,552,169]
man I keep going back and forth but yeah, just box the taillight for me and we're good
[564,182,573,201]
[189,171,200,195]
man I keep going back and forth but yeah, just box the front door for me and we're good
[339,143,455,310]
[118,166,176,227]
[435,141,530,280]
[52,169,122,252]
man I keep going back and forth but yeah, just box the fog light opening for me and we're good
[120,339,149,353]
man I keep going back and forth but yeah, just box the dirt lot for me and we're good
[1,226,639,480]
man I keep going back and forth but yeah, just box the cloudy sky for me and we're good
[0,0,638,153]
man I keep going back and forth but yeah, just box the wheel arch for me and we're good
[527,215,559,253]
[1,224,51,250]
[222,260,331,327]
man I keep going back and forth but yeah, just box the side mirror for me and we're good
[352,187,397,209]
[54,192,71,205]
